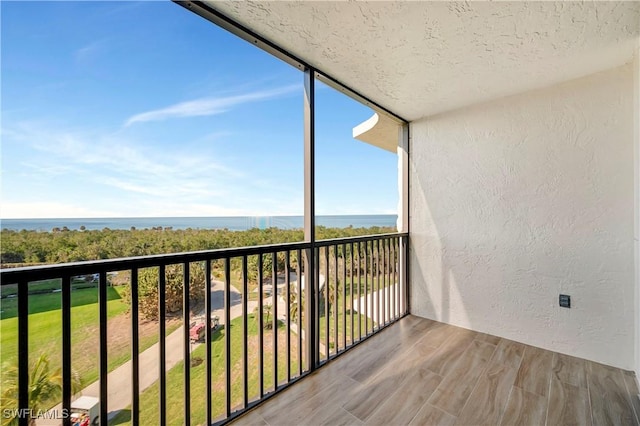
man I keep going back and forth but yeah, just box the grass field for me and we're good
[1,277,91,296]
[0,286,127,367]
[0,280,122,319]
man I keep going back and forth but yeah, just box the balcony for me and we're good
[0,233,408,425]
[2,1,639,425]
[232,315,640,426]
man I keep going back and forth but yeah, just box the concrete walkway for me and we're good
[353,282,403,324]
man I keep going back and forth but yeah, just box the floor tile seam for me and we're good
[354,319,441,386]
[612,366,638,425]
[357,365,444,424]
[495,343,526,426]
[621,370,640,425]
[424,335,477,377]
[424,337,496,415]
[517,347,554,399]
[257,370,345,421]
[447,340,499,420]
[586,361,594,426]
[543,352,557,426]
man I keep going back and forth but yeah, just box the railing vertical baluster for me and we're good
[258,254,264,398]
[381,240,385,326]
[398,237,402,317]
[342,243,346,351]
[382,239,386,327]
[387,238,391,325]
[349,242,354,346]
[242,256,248,408]
[373,240,377,329]
[397,237,400,318]
[404,235,409,315]
[397,237,401,318]
[393,238,400,319]
[314,247,320,365]
[285,250,291,382]
[398,237,402,315]
[378,240,382,327]
[205,261,212,426]
[17,279,28,426]
[324,246,329,359]
[272,251,278,390]
[183,263,191,426]
[159,265,167,426]
[373,240,382,330]
[296,249,302,376]
[62,275,71,426]
[333,244,338,354]
[131,269,140,426]
[357,242,361,342]
[379,239,383,327]
[384,238,391,323]
[371,241,375,332]
[364,242,368,336]
[99,271,108,426]
[384,239,387,325]
[391,238,396,321]
[224,258,231,418]
[376,239,381,330]
[379,240,383,326]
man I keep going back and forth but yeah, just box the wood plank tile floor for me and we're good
[231,315,640,426]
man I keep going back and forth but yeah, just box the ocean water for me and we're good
[0,215,397,232]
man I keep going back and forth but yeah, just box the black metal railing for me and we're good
[0,233,408,425]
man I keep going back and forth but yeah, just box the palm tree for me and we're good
[263,304,273,329]
[253,304,274,329]
[289,284,304,324]
[325,279,338,317]
[1,353,82,426]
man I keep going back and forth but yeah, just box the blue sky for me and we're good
[0,1,398,219]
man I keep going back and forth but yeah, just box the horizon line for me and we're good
[1,213,398,221]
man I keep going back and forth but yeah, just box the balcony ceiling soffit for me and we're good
[206,1,640,122]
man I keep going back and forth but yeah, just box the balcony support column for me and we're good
[304,67,317,372]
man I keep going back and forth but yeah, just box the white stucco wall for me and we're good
[410,64,635,369]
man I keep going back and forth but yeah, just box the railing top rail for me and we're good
[0,232,407,284]
[315,232,407,247]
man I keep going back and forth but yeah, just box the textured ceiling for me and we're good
[206,1,640,122]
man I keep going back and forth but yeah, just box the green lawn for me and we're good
[0,281,121,319]
[0,287,127,367]
[0,278,91,298]
[113,314,301,425]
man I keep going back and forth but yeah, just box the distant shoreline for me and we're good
[0,214,397,232]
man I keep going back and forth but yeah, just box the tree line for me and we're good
[0,225,394,265]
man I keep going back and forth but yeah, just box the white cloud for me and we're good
[124,85,299,126]
[74,39,109,63]
[4,121,240,207]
